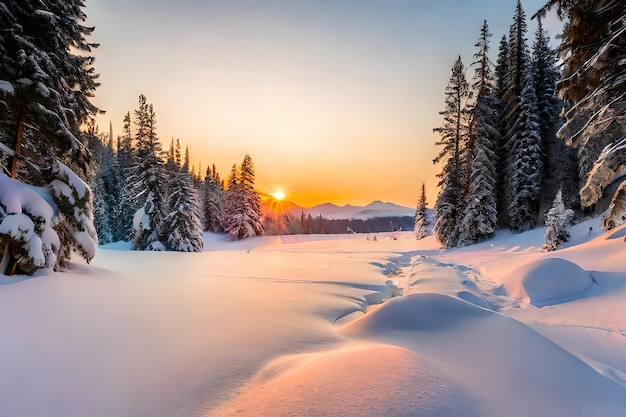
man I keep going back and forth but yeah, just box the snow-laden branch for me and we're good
[559,20,626,87]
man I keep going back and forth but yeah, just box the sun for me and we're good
[272,190,285,200]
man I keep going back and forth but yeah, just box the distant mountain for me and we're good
[260,196,416,220]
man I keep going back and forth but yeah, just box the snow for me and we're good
[0,80,15,94]
[2,216,626,416]
[504,257,594,306]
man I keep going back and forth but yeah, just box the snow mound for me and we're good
[504,258,593,306]
[342,292,492,335]
[339,292,626,417]
[208,343,480,417]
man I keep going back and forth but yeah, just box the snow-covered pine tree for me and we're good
[87,125,121,245]
[433,56,471,248]
[543,189,574,251]
[500,1,544,233]
[129,96,168,250]
[0,0,98,182]
[493,34,510,227]
[114,112,135,241]
[414,182,428,240]
[222,156,264,240]
[501,1,535,223]
[535,1,625,228]
[506,68,543,233]
[532,18,577,217]
[162,160,203,252]
[202,164,224,233]
[461,20,500,245]
[48,160,98,270]
[0,0,99,272]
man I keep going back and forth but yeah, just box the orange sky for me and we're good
[88,0,559,208]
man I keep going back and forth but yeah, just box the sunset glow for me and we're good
[88,0,558,208]
[272,190,286,201]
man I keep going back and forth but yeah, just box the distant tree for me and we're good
[433,56,471,248]
[414,182,428,240]
[201,164,224,233]
[222,156,264,240]
[543,189,574,251]
[88,127,121,245]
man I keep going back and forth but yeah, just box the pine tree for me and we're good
[0,0,99,272]
[201,165,224,233]
[493,34,510,226]
[414,182,428,240]
[535,1,625,227]
[129,96,168,250]
[501,1,537,226]
[543,189,574,251]
[163,163,203,252]
[433,57,471,248]
[506,69,543,232]
[461,20,500,244]
[0,0,99,182]
[533,18,577,217]
[88,128,121,245]
[222,156,264,240]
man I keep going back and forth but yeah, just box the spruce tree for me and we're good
[163,163,203,252]
[433,57,471,248]
[533,18,577,216]
[201,165,224,233]
[461,20,500,244]
[535,1,625,227]
[223,156,264,240]
[0,0,99,272]
[493,34,510,226]
[506,69,543,232]
[414,182,428,240]
[543,189,574,251]
[129,96,168,250]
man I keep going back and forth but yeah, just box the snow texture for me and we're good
[504,257,593,306]
[2,216,626,416]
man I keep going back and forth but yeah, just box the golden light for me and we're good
[272,190,285,200]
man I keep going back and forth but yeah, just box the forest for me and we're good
[0,0,624,275]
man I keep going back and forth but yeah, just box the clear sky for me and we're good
[86,0,559,208]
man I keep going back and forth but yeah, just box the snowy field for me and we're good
[2,217,626,416]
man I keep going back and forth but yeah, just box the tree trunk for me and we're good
[10,106,25,179]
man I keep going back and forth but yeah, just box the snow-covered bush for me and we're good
[542,190,574,252]
[48,160,98,270]
[0,160,98,275]
[0,173,59,275]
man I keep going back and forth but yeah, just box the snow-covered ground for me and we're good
[2,218,626,416]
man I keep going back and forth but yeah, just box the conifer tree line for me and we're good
[88,95,265,250]
[432,0,578,248]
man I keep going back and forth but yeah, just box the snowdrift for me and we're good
[504,257,594,306]
[340,293,626,417]
[208,343,480,417]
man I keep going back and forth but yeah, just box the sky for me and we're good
[86,0,561,208]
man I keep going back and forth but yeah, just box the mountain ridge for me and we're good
[260,194,416,220]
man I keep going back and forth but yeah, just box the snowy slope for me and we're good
[2,218,626,416]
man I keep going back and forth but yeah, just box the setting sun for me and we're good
[272,190,286,200]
